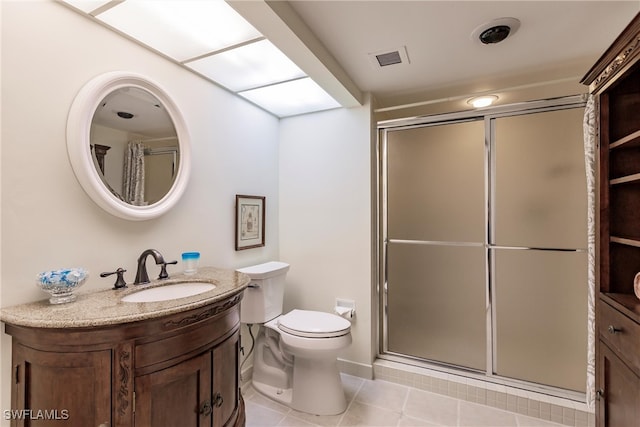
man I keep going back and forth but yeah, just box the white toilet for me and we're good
[237,261,352,416]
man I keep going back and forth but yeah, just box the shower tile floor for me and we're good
[243,374,568,427]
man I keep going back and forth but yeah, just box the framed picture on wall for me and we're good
[235,195,265,250]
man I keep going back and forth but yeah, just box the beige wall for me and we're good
[0,1,281,420]
[279,99,375,372]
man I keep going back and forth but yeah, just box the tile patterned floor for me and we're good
[243,375,567,427]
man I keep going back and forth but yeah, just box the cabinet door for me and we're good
[597,342,640,427]
[134,352,212,427]
[12,343,111,426]
[212,334,240,426]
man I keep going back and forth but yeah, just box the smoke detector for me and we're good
[471,17,520,45]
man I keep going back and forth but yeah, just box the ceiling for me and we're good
[93,87,177,139]
[287,1,639,103]
[231,0,639,117]
[62,1,639,119]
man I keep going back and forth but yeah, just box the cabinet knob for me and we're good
[607,325,621,334]
[596,389,604,401]
[199,400,212,416]
[213,392,224,408]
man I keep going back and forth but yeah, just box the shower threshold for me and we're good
[373,356,591,425]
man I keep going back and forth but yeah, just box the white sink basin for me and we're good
[121,282,216,303]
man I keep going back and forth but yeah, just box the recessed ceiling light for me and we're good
[467,95,498,108]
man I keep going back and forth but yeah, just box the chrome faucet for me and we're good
[134,249,167,285]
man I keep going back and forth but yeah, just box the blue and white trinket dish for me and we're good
[37,268,88,304]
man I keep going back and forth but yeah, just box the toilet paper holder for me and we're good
[334,298,355,319]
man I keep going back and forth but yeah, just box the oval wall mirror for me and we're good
[67,72,191,220]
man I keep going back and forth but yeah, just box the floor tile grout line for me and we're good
[246,377,367,427]
[336,377,366,426]
[352,380,410,415]
[274,402,291,427]
[243,389,293,425]
[397,384,411,427]
[337,380,366,426]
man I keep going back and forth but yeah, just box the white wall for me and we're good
[279,100,375,373]
[0,1,281,421]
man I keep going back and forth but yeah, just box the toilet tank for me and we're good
[237,261,290,324]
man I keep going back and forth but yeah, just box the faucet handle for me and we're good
[158,260,178,280]
[100,268,128,290]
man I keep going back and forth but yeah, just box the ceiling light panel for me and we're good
[95,0,262,62]
[239,78,341,118]
[186,39,306,92]
[61,0,112,13]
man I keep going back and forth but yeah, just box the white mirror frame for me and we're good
[67,71,191,221]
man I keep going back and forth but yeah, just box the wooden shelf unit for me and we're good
[582,12,640,427]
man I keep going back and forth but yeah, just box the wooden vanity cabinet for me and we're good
[11,343,112,426]
[582,12,640,427]
[5,293,245,427]
[134,351,212,426]
[134,334,240,427]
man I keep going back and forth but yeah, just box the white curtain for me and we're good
[123,141,145,206]
[583,94,597,409]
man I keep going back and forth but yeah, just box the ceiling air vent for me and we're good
[376,51,402,67]
[368,46,410,69]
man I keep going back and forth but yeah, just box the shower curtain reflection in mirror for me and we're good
[123,140,145,205]
[91,137,179,206]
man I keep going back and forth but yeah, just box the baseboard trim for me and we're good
[337,358,373,380]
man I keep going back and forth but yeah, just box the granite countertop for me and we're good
[0,267,250,328]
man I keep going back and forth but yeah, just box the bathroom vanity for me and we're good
[1,267,249,427]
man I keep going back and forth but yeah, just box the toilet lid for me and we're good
[278,309,351,338]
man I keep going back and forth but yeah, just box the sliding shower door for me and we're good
[491,108,588,392]
[385,119,487,371]
[381,98,588,393]
[145,151,178,204]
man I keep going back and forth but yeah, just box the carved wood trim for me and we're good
[163,294,242,329]
[114,342,133,426]
[591,32,640,93]
[582,13,640,93]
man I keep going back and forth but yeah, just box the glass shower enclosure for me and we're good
[379,96,588,395]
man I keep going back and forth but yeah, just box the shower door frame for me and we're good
[377,95,587,400]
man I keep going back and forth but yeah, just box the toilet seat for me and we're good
[277,309,350,338]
